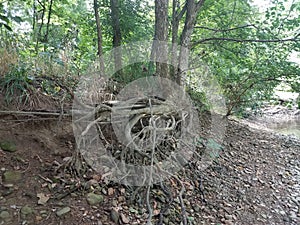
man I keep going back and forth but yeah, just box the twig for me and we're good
[0,110,71,116]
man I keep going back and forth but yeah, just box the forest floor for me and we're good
[0,93,299,225]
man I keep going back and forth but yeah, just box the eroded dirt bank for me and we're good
[0,115,299,225]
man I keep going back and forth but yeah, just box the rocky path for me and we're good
[197,120,300,224]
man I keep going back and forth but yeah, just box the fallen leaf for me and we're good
[153,209,160,216]
[37,193,50,205]
[108,187,114,196]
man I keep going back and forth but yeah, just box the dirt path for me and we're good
[0,116,299,225]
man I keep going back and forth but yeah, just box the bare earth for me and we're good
[0,110,299,225]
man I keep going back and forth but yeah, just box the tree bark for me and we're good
[93,0,105,75]
[44,0,53,43]
[176,0,205,85]
[152,0,169,78]
[110,0,122,74]
[171,0,187,80]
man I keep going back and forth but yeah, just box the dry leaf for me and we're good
[37,193,50,205]
[108,187,114,196]
[153,209,160,216]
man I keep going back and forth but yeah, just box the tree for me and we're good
[151,0,169,77]
[110,0,122,73]
[93,0,105,74]
[176,0,205,84]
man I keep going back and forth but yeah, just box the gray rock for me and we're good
[120,213,130,224]
[2,171,22,184]
[86,193,104,205]
[193,205,200,212]
[56,207,71,217]
[0,211,10,220]
[110,209,119,223]
[225,214,233,220]
[21,205,34,216]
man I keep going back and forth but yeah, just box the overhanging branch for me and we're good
[194,24,257,32]
[192,35,300,47]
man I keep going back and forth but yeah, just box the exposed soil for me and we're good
[0,97,299,225]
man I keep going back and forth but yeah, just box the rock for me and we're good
[0,211,10,220]
[225,214,233,220]
[163,216,169,224]
[2,171,22,184]
[110,209,119,223]
[56,207,71,217]
[101,188,107,195]
[86,193,104,205]
[0,140,16,152]
[21,205,34,216]
[225,220,234,225]
[120,213,130,224]
[112,199,118,207]
[193,205,200,212]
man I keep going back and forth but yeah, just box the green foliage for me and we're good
[186,87,209,112]
[192,0,299,116]
[0,0,298,117]
[112,62,151,86]
[0,3,12,31]
[0,63,33,104]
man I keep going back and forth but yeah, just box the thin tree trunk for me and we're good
[36,0,46,54]
[110,0,122,74]
[171,0,186,80]
[93,0,105,75]
[32,0,37,30]
[176,0,205,85]
[44,0,53,43]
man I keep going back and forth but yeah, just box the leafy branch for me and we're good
[192,35,300,46]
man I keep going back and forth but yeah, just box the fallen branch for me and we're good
[0,110,72,117]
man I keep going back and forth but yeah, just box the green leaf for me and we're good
[0,23,12,31]
[0,14,9,23]
[12,16,23,23]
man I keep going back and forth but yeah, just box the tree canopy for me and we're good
[0,0,299,114]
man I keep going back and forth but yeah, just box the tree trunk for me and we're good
[176,0,205,85]
[110,0,122,74]
[93,0,105,75]
[152,0,169,78]
[44,0,53,43]
[171,0,186,81]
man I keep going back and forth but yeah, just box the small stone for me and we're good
[120,213,130,224]
[193,205,200,212]
[279,210,286,216]
[112,199,118,207]
[110,209,119,223]
[102,188,107,195]
[56,207,71,217]
[36,215,43,221]
[163,217,169,224]
[225,220,234,225]
[0,211,10,220]
[0,140,16,152]
[225,214,233,220]
[290,211,297,219]
[2,171,22,184]
[21,205,34,216]
[86,193,104,205]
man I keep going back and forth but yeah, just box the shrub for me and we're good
[0,48,18,77]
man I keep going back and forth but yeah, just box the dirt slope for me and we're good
[0,114,299,225]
